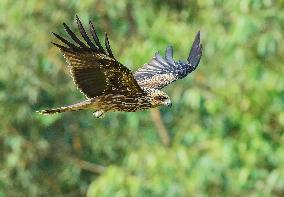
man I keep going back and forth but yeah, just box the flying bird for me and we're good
[37,16,202,118]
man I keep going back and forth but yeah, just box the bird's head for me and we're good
[149,90,172,108]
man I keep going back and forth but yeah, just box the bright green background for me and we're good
[1,0,284,196]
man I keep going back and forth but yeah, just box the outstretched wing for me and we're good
[52,15,143,98]
[134,31,202,89]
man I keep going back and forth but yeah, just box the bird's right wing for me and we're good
[134,31,202,90]
[52,15,143,98]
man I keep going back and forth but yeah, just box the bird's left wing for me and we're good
[52,16,143,98]
[134,31,202,90]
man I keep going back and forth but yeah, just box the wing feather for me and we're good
[89,21,105,52]
[104,32,115,58]
[76,15,97,50]
[134,31,202,89]
[52,32,78,49]
[63,23,88,49]
[165,46,175,65]
[53,16,143,98]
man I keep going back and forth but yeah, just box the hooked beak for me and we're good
[166,101,172,107]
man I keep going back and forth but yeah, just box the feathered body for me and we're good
[37,16,202,118]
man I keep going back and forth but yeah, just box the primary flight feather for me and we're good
[37,15,202,118]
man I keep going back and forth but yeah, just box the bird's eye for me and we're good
[154,95,167,101]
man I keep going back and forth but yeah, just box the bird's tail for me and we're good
[37,99,94,115]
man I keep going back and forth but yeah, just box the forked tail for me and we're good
[37,99,94,115]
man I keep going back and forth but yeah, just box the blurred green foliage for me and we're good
[1,0,284,196]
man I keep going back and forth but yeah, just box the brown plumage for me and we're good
[37,15,202,118]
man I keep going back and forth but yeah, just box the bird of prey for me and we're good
[37,16,202,118]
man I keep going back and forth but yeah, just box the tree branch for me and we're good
[70,157,106,174]
[150,108,170,146]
